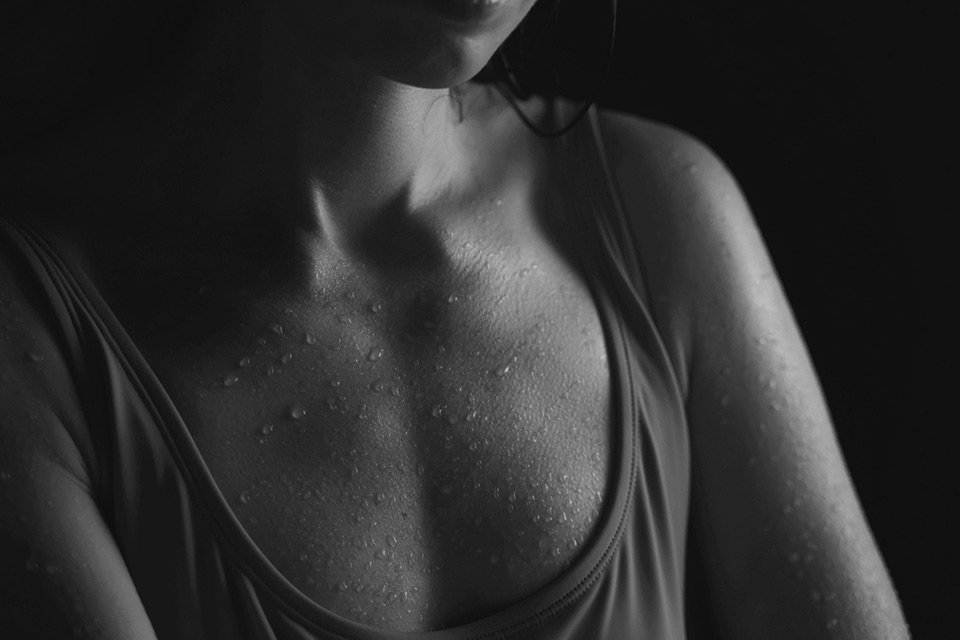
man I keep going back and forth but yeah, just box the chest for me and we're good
[130,210,616,630]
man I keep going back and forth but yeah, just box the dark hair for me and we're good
[471,0,618,138]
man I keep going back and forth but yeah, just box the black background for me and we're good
[583,1,955,636]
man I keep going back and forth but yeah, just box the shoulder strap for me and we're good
[0,214,113,499]
[551,101,653,315]
[583,105,652,307]
[552,103,689,408]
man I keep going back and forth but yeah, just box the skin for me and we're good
[0,0,911,638]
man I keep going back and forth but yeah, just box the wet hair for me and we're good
[469,0,619,138]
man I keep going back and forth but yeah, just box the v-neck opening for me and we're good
[1,99,641,639]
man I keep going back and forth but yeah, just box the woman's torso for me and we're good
[37,94,616,632]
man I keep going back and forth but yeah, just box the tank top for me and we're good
[0,102,691,639]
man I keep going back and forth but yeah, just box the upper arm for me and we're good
[596,110,910,640]
[0,249,158,640]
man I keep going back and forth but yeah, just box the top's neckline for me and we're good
[5,100,640,640]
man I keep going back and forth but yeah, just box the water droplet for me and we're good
[223,374,239,387]
[446,294,458,303]
[386,534,398,548]
[329,379,341,388]
[260,424,274,436]
[25,558,39,572]
[266,364,278,376]
[788,552,801,564]
[465,410,478,422]
[490,554,500,564]
[239,490,251,504]
[826,619,838,630]
[367,347,384,362]
[279,352,293,364]
[417,463,425,476]
[370,380,385,393]
[270,323,284,336]
[369,301,382,313]
[0,470,11,481]
[338,315,352,324]
[337,581,349,592]
[27,352,44,363]
[431,405,446,418]
[375,491,386,504]
[559,511,568,523]
[440,484,454,496]
[299,553,308,562]
[567,538,579,551]
[811,590,821,602]
[390,385,401,397]
[375,548,388,559]
[719,394,730,406]
[507,490,517,502]
[238,357,252,367]
[344,290,356,300]
[288,405,306,420]
[495,363,511,377]
[468,441,479,452]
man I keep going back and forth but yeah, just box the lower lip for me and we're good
[416,0,509,28]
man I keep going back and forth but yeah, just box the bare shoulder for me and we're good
[592,107,758,400]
